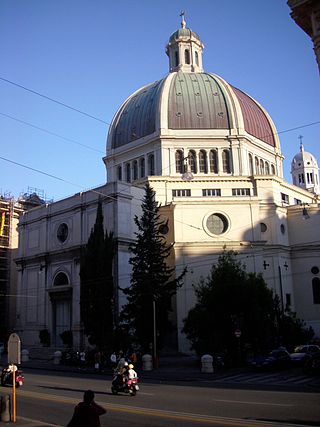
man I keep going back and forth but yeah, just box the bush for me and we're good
[39,329,50,347]
[60,330,73,348]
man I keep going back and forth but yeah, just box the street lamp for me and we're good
[181,156,194,181]
[153,299,157,368]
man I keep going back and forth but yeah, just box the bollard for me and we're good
[0,394,11,422]
[201,354,214,373]
[21,349,29,362]
[142,354,153,371]
[53,350,62,365]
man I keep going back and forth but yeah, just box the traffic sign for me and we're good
[8,333,21,365]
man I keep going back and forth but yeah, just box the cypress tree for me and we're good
[80,199,116,351]
[121,183,186,352]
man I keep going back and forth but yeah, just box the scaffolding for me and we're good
[0,190,46,340]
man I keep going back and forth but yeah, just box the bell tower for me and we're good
[166,12,204,73]
[291,137,320,195]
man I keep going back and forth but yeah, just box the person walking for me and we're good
[67,389,106,427]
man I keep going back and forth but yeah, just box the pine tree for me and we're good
[121,183,186,353]
[80,199,116,350]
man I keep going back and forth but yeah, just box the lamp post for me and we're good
[153,299,157,368]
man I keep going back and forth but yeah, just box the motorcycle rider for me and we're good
[127,364,137,380]
[1,363,17,385]
[113,361,128,387]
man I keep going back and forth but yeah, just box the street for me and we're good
[4,368,320,426]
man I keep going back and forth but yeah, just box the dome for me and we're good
[108,71,277,150]
[291,144,318,170]
[168,28,202,44]
[105,17,281,183]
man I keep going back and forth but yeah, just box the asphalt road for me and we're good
[5,369,320,427]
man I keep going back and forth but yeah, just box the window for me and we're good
[271,164,276,175]
[260,159,264,174]
[188,150,197,173]
[117,166,122,181]
[174,51,179,67]
[294,198,302,205]
[311,266,319,275]
[265,162,270,175]
[255,157,259,174]
[312,278,320,304]
[206,213,228,235]
[172,189,191,197]
[148,154,155,175]
[57,223,68,243]
[53,272,69,286]
[184,49,190,64]
[139,157,145,178]
[232,188,250,196]
[222,150,231,173]
[175,150,184,173]
[281,193,289,204]
[285,293,291,308]
[202,189,221,197]
[209,150,218,173]
[260,223,267,232]
[133,160,138,180]
[280,224,286,234]
[199,150,208,173]
[195,51,199,65]
[126,163,131,182]
[248,154,253,175]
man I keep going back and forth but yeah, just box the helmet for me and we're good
[128,364,134,369]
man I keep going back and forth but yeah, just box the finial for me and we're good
[180,10,186,28]
[299,135,304,152]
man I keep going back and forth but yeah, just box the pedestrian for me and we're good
[110,351,117,369]
[66,389,106,427]
[94,350,101,371]
[79,349,86,369]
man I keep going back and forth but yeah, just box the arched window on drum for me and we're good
[222,149,231,173]
[175,150,184,173]
[199,150,208,173]
[188,150,197,174]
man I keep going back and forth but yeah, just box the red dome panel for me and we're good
[232,86,275,147]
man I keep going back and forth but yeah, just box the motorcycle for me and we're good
[1,368,24,387]
[111,373,139,396]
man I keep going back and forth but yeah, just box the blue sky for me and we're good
[1,1,319,201]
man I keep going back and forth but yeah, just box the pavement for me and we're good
[0,353,223,426]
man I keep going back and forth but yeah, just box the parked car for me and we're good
[290,345,320,366]
[304,351,320,375]
[250,349,291,370]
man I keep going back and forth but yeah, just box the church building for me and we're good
[15,17,320,353]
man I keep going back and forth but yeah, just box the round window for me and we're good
[57,223,69,243]
[311,266,319,275]
[206,213,228,235]
[260,223,267,233]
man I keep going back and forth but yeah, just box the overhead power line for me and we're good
[0,112,105,154]
[0,76,110,125]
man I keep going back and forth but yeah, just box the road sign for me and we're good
[234,329,241,338]
[8,333,21,365]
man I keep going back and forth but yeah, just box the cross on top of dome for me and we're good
[180,10,186,29]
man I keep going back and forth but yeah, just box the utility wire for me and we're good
[0,112,105,154]
[0,154,202,231]
[0,76,110,125]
